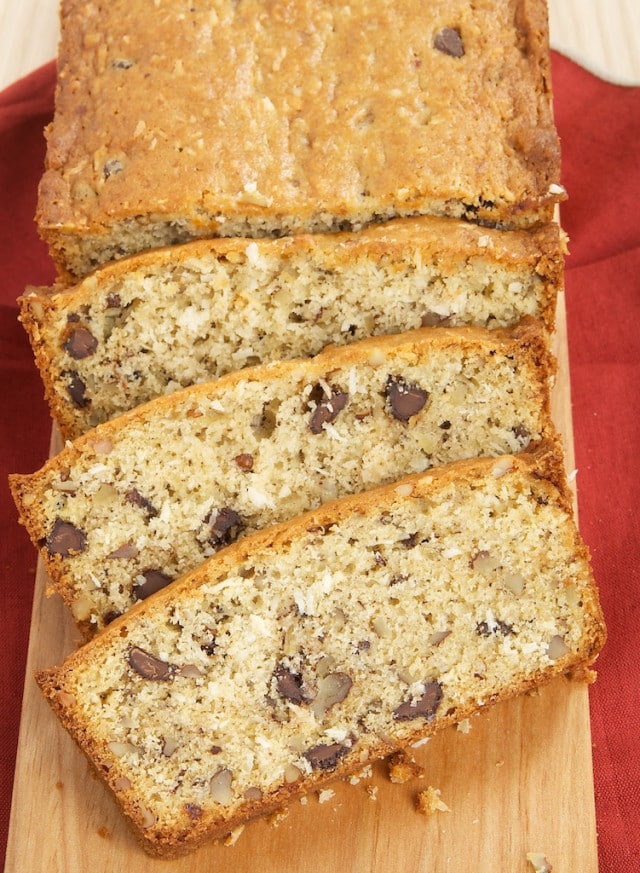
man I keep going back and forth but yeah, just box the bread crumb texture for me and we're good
[20,218,561,438]
[35,451,605,857]
[11,323,555,637]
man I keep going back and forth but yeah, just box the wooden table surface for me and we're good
[1,0,640,91]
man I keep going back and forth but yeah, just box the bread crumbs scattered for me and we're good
[387,749,425,783]
[318,788,335,804]
[349,765,373,785]
[416,787,450,816]
[366,785,379,801]
[267,808,290,828]
[456,718,471,733]
[300,796,308,805]
[223,825,245,846]
[526,852,552,873]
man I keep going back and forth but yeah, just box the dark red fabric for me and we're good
[0,55,638,870]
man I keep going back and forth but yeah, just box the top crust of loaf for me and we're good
[38,0,563,277]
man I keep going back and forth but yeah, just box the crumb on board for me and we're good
[267,808,290,828]
[223,825,245,847]
[526,852,553,873]
[416,786,451,816]
[366,785,379,801]
[456,718,471,733]
[348,764,373,785]
[387,749,425,784]
[318,788,335,804]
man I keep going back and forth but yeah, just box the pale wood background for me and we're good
[1,0,640,91]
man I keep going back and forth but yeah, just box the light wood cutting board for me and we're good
[3,297,599,873]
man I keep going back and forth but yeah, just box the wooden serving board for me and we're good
[4,296,599,873]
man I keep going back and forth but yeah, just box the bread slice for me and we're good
[35,445,606,858]
[20,217,563,440]
[38,0,563,278]
[11,320,555,638]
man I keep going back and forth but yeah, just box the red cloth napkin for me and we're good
[0,54,638,870]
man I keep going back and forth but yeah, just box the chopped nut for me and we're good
[283,763,303,783]
[107,741,139,758]
[310,672,353,720]
[210,768,233,805]
[547,635,570,660]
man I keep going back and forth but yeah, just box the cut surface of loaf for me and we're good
[39,0,563,278]
[21,217,563,439]
[36,447,606,858]
[11,321,555,638]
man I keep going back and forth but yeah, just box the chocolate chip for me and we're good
[512,424,530,440]
[235,453,254,472]
[105,293,122,308]
[134,569,173,600]
[200,631,217,657]
[103,159,124,179]
[401,532,419,549]
[393,681,443,721]
[45,518,87,557]
[103,610,122,625]
[274,664,313,704]
[63,327,98,360]
[476,619,515,637]
[434,27,464,58]
[304,742,350,771]
[207,507,244,547]
[184,803,203,820]
[127,646,176,681]
[125,488,158,518]
[210,745,223,755]
[385,375,429,421]
[65,371,89,408]
[440,420,451,430]
[309,385,348,433]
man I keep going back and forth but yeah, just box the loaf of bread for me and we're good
[11,320,555,638]
[38,0,563,278]
[35,445,606,858]
[20,216,563,439]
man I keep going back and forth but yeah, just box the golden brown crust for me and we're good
[38,0,563,277]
